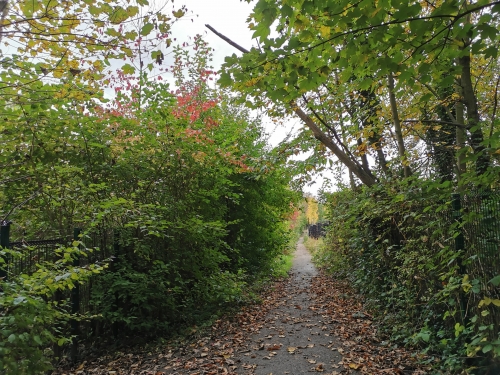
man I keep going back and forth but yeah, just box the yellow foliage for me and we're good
[305,196,319,224]
[319,25,330,38]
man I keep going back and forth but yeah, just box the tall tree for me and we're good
[219,0,499,185]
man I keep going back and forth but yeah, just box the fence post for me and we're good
[70,227,81,363]
[451,193,467,323]
[112,230,120,338]
[0,221,11,281]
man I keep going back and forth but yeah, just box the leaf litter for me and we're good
[54,238,429,375]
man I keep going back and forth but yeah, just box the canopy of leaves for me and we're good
[221,0,500,186]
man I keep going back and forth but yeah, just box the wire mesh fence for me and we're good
[0,223,116,361]
[453,190,500,336]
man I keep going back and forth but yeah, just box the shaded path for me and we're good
[233,237,344,374]
[54,238,427,374]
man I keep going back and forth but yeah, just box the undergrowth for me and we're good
[314,181,500,374]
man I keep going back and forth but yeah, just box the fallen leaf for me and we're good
[267,345,281,351]
[315,363,324,372]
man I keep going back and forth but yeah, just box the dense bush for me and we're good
[316,179,500,373]
[0,37,298,372]
[0,245,105,374]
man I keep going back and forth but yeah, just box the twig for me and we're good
[205,24,249,54]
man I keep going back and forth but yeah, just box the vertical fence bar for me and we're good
[71,228,81,363]
[452,193,467,323]
[0,221,11,281]
[112,230,120,338]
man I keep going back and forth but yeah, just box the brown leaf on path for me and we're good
[310,273,429,374]
[267,344,281,351]
[51,248,430,375]
[315,363,324,372]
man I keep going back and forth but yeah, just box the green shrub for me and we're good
[0,245,104,374]
[319,180,500,373]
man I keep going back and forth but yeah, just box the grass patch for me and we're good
[303,235,324,255]
[271,252,294,278]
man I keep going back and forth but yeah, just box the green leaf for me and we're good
[122,63,135,75]
[88,5,100,16]
[281,4,294,18]
[359,77,373,90]
[489,275,500,286]
[124,31,138,41]
[218,72,233,87]
[105,28,121,37]
[109,7,129,24]
[141,23,155,36]
[126,5,139,17]
[13,296,26,305]
[482,344,493,353]
[172,9,185,18]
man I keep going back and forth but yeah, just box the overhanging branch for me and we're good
[205,24,378,187]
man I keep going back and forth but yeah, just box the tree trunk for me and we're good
[455,81,467,178]
[293,104,378,186]
[206,24,379,187]
[388,73,411,178]
[459,54,490,175]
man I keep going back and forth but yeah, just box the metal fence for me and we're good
[0,222,115,361]
[450,191,500,334]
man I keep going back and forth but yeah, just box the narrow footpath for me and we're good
[57,238,428,374]
[231,237,344,374]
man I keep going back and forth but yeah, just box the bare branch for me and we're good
[205,24,249,54]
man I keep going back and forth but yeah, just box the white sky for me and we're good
[170,0,255,72]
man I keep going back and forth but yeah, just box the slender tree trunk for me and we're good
[293,104,378,186]
[349,171,356,190]
[459,54,490,175]
[458,8,489,175]
[357,137,370,172]
[388,73,411,178]
[455,80,467,178]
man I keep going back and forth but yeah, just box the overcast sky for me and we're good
[170,0,256,69]
[169,0,306,149]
